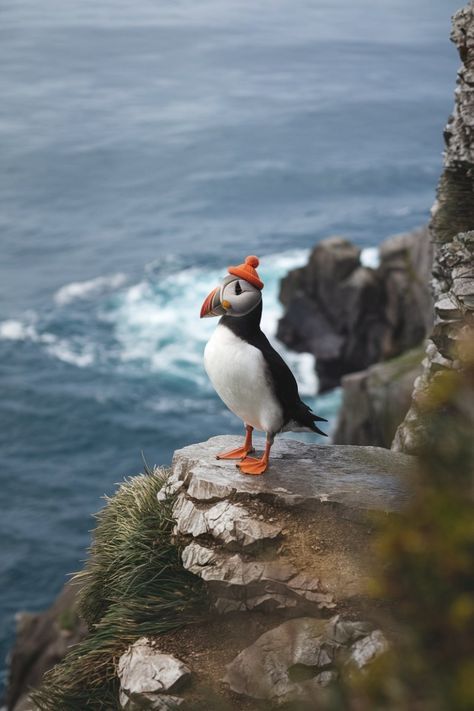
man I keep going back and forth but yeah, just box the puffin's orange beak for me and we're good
[200,287,229,318]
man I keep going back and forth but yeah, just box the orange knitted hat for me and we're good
[227,255,264,290]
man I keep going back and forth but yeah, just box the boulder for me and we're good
[223,616,387,704]
[277,228,433,392]
[117,638,190,710]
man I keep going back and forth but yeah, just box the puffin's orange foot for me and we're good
[216,446,255,460]
[237,456,268,476]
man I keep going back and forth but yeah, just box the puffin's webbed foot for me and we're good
[216,424,254,461]
[237,456,268,476]
[216,445,255,460]
[237,433,273,475]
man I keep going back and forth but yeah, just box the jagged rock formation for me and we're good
[223,616,388,704]
[395,1,474,453]
[6,436,414,709]
[169,436,412,617]
[6,583,86,711]
[333,347,424,448]
[277,227,432,392]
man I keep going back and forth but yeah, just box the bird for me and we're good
[200,255,327,475]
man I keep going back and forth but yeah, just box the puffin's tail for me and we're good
[295,402,328,437]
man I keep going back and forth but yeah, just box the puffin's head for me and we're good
[200,255,263,318]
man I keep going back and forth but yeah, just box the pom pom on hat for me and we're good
[245,255,259,268]
[228,255,264,290]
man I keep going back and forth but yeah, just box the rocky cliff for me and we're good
[277,227,432,393]
[394,1,474,453]
[7,436,414,710]
[333,347,424,448]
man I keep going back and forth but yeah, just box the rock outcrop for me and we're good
[7,436,414,709]
[277,227,432,392]
[333,347,424,448]
[169,435,412,618]
[395,1,474,453]
[223,616,388,704]
[6,582,86,711]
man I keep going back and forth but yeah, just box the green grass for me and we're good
[32,466,205,710]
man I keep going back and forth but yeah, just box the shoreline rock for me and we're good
[277,227,432,392]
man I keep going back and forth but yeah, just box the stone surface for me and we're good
[277,228,432,392]
[181,541,335,614]
[6,582,87,711]
[173,496,282,548]
[223,616,378,704]
[118,638,190,710]
[333,347,424,447]
[395,2,474,452]
[171,435,413,618]
[172,435,413,513]
[394,232,474,452]
[348,630,389,669]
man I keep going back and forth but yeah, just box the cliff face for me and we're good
[333,347,424,448]
[8,437,413,710]
[394,1,474,453]
[277,227,432,393]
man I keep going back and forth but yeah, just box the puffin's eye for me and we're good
[235,281,242,295]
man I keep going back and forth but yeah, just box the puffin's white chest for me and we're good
[204,324,283,434]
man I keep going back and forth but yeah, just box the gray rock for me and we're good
[181,542,335,614]
[395,233,474,452]
[396,3,474,452]
[223,616,370,703]
[173,436,413,514]
[348,630,389,669]
[6,582,87,711]
[157,479,184,502]
[118,638,190,710]
[173,495,282,548]
[277,228,432,391]
[333,347,424,447]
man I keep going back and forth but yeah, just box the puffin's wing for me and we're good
[254,333,327,435]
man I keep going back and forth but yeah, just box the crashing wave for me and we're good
[54,273,127,306]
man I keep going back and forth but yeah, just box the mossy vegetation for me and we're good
[32,467,205,711]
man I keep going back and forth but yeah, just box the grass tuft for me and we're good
[32,467,205,710]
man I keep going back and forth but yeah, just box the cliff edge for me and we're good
[8,437,414,710]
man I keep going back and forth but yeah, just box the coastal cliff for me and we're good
[394,1,474,452]
[8,409,472,711]
[279,1,474,449]
[8,437,413,710]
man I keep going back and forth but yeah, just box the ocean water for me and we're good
[0,0,460,692]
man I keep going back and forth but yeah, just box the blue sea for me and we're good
[0,0,461,692]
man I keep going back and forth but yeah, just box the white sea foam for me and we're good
[0,317,95,368]
[360,247,380,269]
[0,319,36,341]
[45,340,96,368]
[54,273,127,306]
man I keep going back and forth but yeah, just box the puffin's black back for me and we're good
[220,304,327,436]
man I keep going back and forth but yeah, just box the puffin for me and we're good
[200,255,327,475]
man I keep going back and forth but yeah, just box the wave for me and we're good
[0,317,96,368]
[54,273,127,306]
